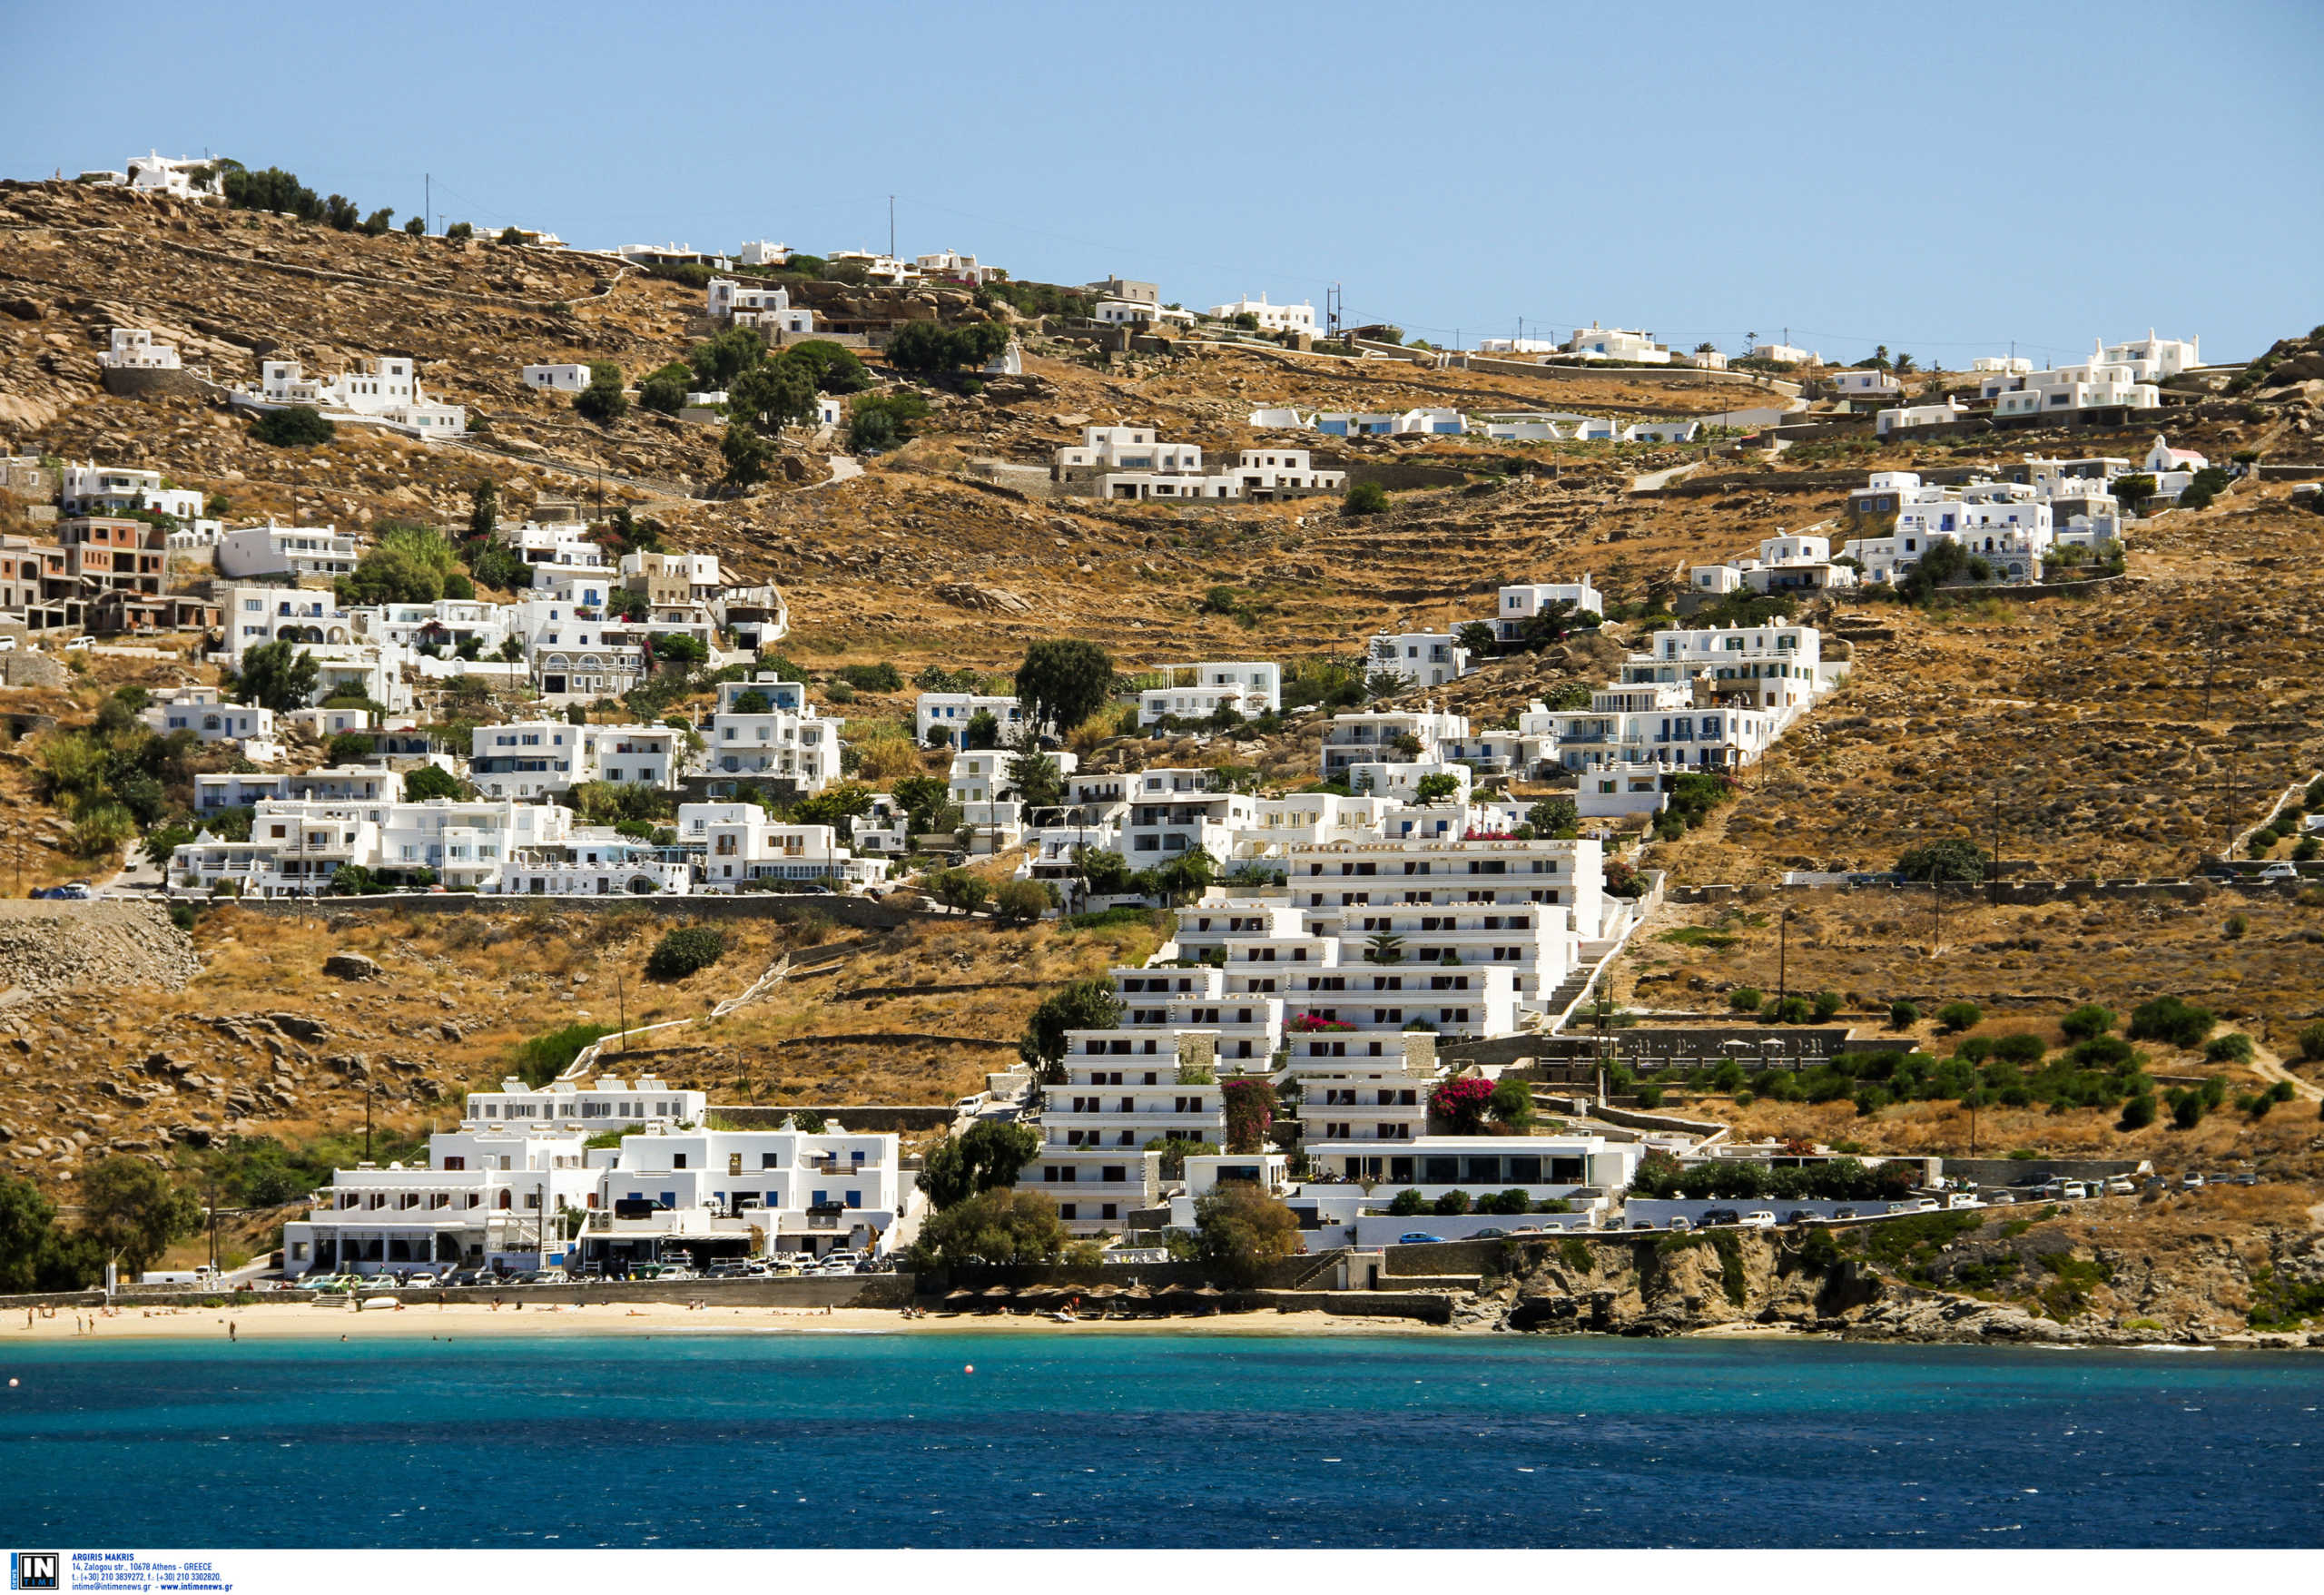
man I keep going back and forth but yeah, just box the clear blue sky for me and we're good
[9,1,2319,367]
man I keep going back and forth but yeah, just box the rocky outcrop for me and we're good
[321,951,383,981]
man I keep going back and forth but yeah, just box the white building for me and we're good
[704,674,842,792]
[1137,662,1281,726]
[1227,448,1344,498]
[59,463,202,521]
[1982,342,2160,418]
[98,328,181,369]
[213,519,358,580]
[1492,576,1603,644]
[1830,369,1903,397]
[492,832,694,897]
[679,802,890,891]
[1690,532,1858,596]
[521,363,593,393]
[734,241,792,268]
[166,796,570,894]
[1875,398,1968,435]
[252,356,466,437]
[2102,331,2201,382]
[468,721,684,799]
[916,691,1022,747]
[1749,342,1818,366]
[1207,295,1317,335]
[85,153,228,202]
[143,688,280,762]
[1561,324,1671,364]
[1365,631,1470,689]
[586,1122,909,1263]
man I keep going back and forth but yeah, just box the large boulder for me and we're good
[322,951,383,981]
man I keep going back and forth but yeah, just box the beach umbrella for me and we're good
[942,1288,976,1305]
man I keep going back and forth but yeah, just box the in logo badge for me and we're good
[10,1552,59,1591]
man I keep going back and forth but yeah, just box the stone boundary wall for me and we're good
[1251,1290,1452,1324]
[0,1275,906,1312]
[1671,877,2315,908]
[228,891,923,930]
[713,1104,956,1131]
[1938,1157,2150,1186]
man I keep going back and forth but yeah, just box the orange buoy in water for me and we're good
[963,1364,975,1374]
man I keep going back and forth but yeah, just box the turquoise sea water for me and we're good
[1,1332,2318,1547]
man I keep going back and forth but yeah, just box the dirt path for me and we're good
[2248,1042,2322,1103]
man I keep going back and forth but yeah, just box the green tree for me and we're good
[1019,978,1122,1074]
[1489,1076,1535,1129]
[1009,749,1067,809]
[884,318,1010,376]
[846,390,931,454]
[467,477,499,544]
[1192,1180,1301,1286]
[359,207,395,236]
[909,1186,1067,1269]
[1897,839,1989,882]
[1935,1001,1983,1033]
[926,868,991,913]
[1454,620,1498,657]
[2128,996,2215,1049]
[963,708,1001,750]
[730,357,815,432]
[991,877,1056,924]
[691,324,768,389]
[720,422,775,491]
[0,1173,58,1294]
[1413,772,1462,805]
[231,640,319,711]
[1525,796,1581,839]
[916,1120,1042,1211]
[2112,473,2158,512]
[402,763,465,802]
[639,372,689,413]
[1015,638,1116,735]
[891,774,950,834]
[783,340,873,393]
[77,1157,201,1275]
[574,362,628,424]
[1343,480,1389,516]
[251,406,334,447]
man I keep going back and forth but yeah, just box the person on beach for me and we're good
[228,1321,236,1342]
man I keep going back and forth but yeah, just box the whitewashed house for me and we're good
[678,802,890,891]
[60,463,202,521]
[251,356,466,437]
[586,1123,909,1263]
[1982,343,2160,418]
[1492,576,1604,644]
[1620,419,1703,444]
[1831,369,1903,398]
[98,328,181,369]
[213,520,359,580]
[705,674,842,792]
[1875,397,1968,435]
[1364,631,1471,689]
[1207,295,1316,334]
[1561,324,1671,364]
[521,363,593,393]
[916,691,1022,747]
[1137,662,1282,726]
[142,688,281,762]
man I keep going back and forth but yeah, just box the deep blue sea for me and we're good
[1,1332,2318,1547]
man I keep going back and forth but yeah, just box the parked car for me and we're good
[2232,1172,2258,1186]
[1986,1193,2015,1206]
[1667,1216,1693,1233]
[1508,1225,1544,1235]
[1783,1210,1816,1226]
[1903,1196,1940,1213]
[33,881,94,901]
[1630,1219,1655,1231]
[449,1270,483,1287]
[1396,1233,1447,1245]
[2104,1177,2137,1196]
[1699,1208,1739,1227]
[2059,1181,2091,1200]
[1832,1207,1858,1221]
[2257,861,2300,881]
[1469,1227,1511,1240]
[403,1271,439,1287]
[2181,1172,2206,1189]
[534,1269,570,1285]
[63,635,94,652]
[1737,1212,1777,1229]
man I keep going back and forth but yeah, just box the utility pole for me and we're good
[615,959,628,1052]
[1929,865,1943,956]
[888,195,895,260]
[363,1084,373,1162]
[1776,887,1789,1011]
[424,172,429,237]
[1990,790,2003,908]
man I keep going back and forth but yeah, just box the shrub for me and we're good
[1388,1187,1429,1216]
[1991,1032,2046,1066]
[909,1186,1067,1270]
[510,1022,616,1088]
[2059,1004,2116,1040]
[1483,1188,1531,1216]
[839,662,904,693]
[1432,1189,1472,1216]
[1728,987,1764,1012]
[1935,1001,1983,1033]
[2203,1032,2254,1064]
[251,406,334,447]
[2299,1021,2324,1063]
[1343,480,1389,516]
[2171,1093,2204,1129]
[2222,912,2250,940]
[2119,1093,2157,1130]
[645,926,726,981]
[1811,990,1844,1022]
[2128,996,2214,1049]
[1888,999,1920,1030]
[1896,839,1989,882]
[1633,1083,1663,1109]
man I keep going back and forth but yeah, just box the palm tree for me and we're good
[1364,930,1405,965]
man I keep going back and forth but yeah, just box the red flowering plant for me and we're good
[1429,1075,1496,1135]
[1287,1013,1357,1033]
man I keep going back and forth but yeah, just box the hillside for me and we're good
[4,182,2323,1277]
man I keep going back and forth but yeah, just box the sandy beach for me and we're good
[4,1299,1462,1344]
